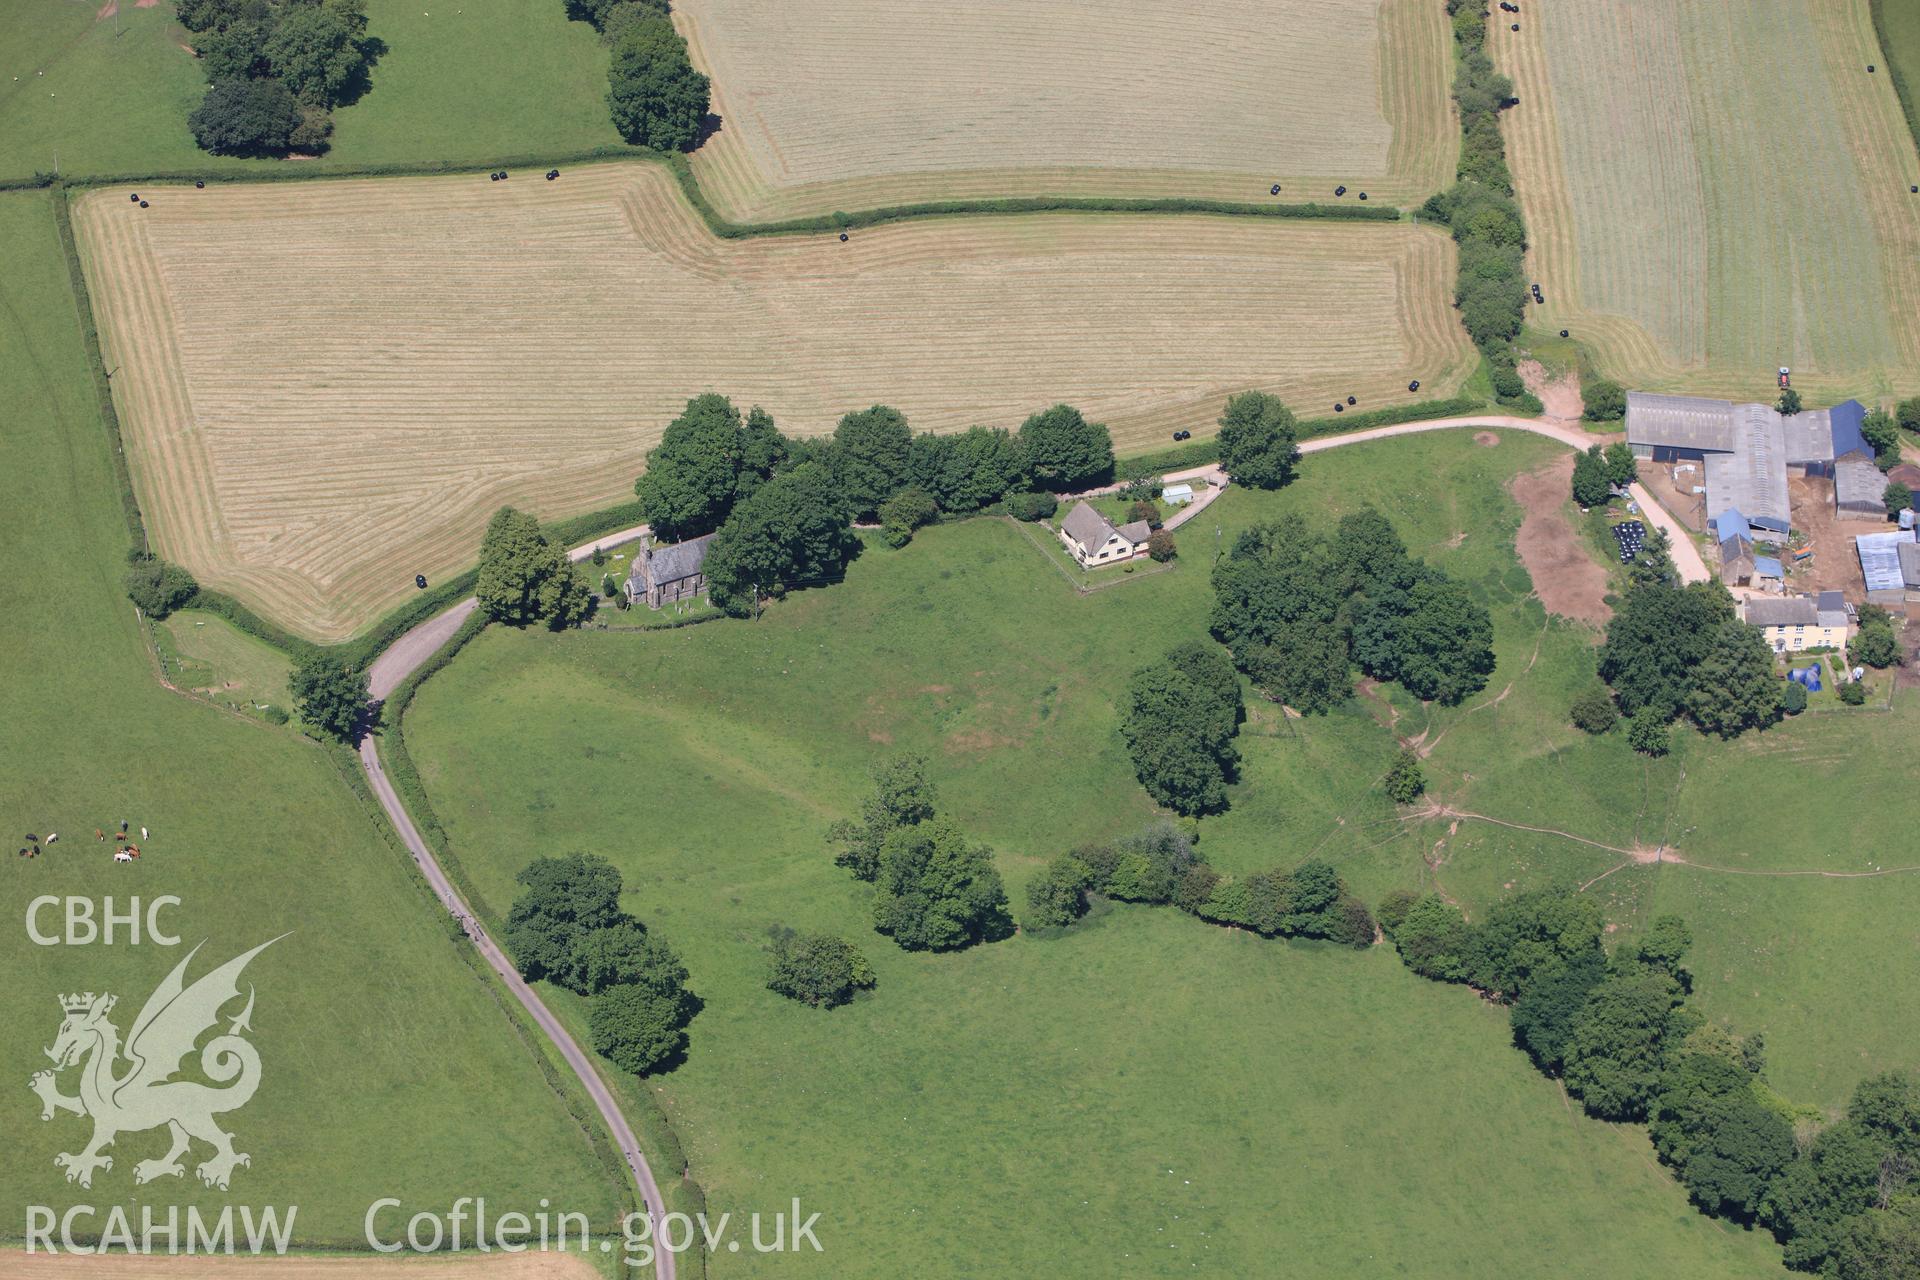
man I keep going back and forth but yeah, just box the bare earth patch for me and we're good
[1510,454,1611,625]
[1518,358,1583,422]
[1473,430,1500,447]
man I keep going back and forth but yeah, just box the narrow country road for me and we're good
[357,523,672,1280]
[351,418,1703,1276]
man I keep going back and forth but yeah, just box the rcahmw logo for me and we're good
[26,935,292,1252]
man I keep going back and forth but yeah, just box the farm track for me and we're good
[1498,0,1920,400]
[679,0,1455,223]
[73,162,1471,641]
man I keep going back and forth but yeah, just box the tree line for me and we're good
[1378,885,1919,1275]
[1421,2,1538,413]
[562,0,710,152]
[178,0,378,156]
[633,392,1116,615]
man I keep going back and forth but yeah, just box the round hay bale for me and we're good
[1335,185,1346,196]
[1408,380,1420,392]
[1346,395,1356,406]
[130,193,139,202]
[1511,22,1519,31]
[838,232,849,243]
[194,179,205,189]
[139,200,148,209]
[1334,403,1344,413]
[1560,329,1569,338]
[1270,183,1280,195]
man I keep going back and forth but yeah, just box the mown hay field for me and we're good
[680,0,1456,221]
[73,162,1471,642]
[1498,0,1920,401]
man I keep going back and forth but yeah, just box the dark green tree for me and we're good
[1599,578,1735,716]
[1120,641,1243,815]
[1582,378,1627,421]
[569,919,688,997]
[703,463,856,616]
[1827,1198,1920,1280]
[263,0,369,106]
[871,817,1012,951]
[832,405,913,518]
[1509,945,1607,1074]
[1650,1038,1794,1221]
[589,982,688,1074]
[1862,408,1902,467]
[1899,396,1920,437]
[1766,1120,1897,1270]
[124,554,198,618]
[503,853,627,981]
[1572,444,1612,507]
[606,16,710,151]
[1781,679,1808,715]
[1570,685,1618,734]
[765,929,876,1008]
[828,753,938,881]
[475,507,590,628]
[1017,404,1113,492]
[634,395,752,540]
[1885,482,1914,521]
[1562,969,1687,1120]
[1025,853,1095,928]
[188,77,302,155]
[878,488,938,548]
[1389,894,1472,982]
[1854,608,1901,671]
[1216,391,1300,489]
[1685,621,1782,739]
[1603,441,1639,488]
[1778,387,1803,416]
[1465,888,1605,998]
[1383,749,1425,803]
[1352,571,1495,705]
[288,652,367,742]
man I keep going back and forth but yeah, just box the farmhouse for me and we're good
[1742,592,1853,653]
[1058,501,1150,568]
[1625,393,1872,532]
[626,533,714,609]
[1857,529,1920,604]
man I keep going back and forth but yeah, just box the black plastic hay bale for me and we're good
[1560,329,1569,338]
[130,193,139,202]
[1409,380,1420,392]
[1346,396,1356,406]
[1270,183,1280,195]
[139,200,148,209]
[1335,185,1346,196]
[838,232,849,243]
[1511,23,1519,32]
[1358,192,1368,200]
[1334,403,1344,413]
[194,179,205,189]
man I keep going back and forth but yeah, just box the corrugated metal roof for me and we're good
[1625,392,1736,453]
[1780,408,1837,464]
[1828,399,1869,460]
[1753,556,1785,579]
[1857,530,1918,593]
[1704,449,1791,529]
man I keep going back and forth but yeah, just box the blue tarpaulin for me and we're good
[1789,666,1822,692]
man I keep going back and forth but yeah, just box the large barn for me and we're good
[1625,393,1871,533]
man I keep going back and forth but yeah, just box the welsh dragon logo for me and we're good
[30,937,283,1191]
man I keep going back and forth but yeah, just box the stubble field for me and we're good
[72,162,1471,641]
[1498,0,1920,401]
[679,0,1456,221]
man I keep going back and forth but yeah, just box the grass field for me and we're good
[0,0,620,184]
[679,0,1456,221]
[71,162,1472,641]
[154,607,294,723]
[399,432,1828,1277]
[0,190,622,1245]
[1498,0,1920,401]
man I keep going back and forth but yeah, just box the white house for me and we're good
[1058,501,1150,568]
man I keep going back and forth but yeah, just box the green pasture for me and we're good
[0,0,620,183]
[0,189,621,1243]
[154,606,293,723]
[405,432,1823,1276]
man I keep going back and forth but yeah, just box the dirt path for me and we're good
[1509,454,1612,625]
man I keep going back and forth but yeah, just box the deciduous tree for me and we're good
[1216,391,1300,489]
[1017,404,1113,492]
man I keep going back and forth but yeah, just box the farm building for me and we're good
[1741,592,1852,653]
[1753,555,1786,592]
[1163,483,1195,506]
[1717,530,1756,587]
[1625,393,1871,531]
[1856,529,1920,604]
[1833,453,1890,517]
[1058,501,1150,568]
[626,533,715,609]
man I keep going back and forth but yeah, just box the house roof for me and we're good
[1835,453,1889,509]
[1856,530,1919,593]
[1718,532,1754,565]
[1116,519,1152,544]
[1753,556,1785,579]
[628,532,714,591]
[1060,501,1118,550]
[1815,591,1849,627]
[1744,595,1816,626]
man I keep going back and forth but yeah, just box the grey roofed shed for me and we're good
[1779,408,1838,464]
[1704,448,1791,531]
[1060,500,1118,550]
[1625,392,1736,454]
[1901,542,1920,588]
[1834,452,1890,515]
